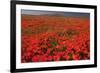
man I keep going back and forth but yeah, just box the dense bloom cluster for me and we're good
[21,15,90,63]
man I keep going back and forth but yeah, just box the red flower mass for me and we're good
[21,15,90,63]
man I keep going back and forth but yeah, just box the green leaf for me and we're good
[51,41,58,46]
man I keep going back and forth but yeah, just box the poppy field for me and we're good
[21,14,90,63]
